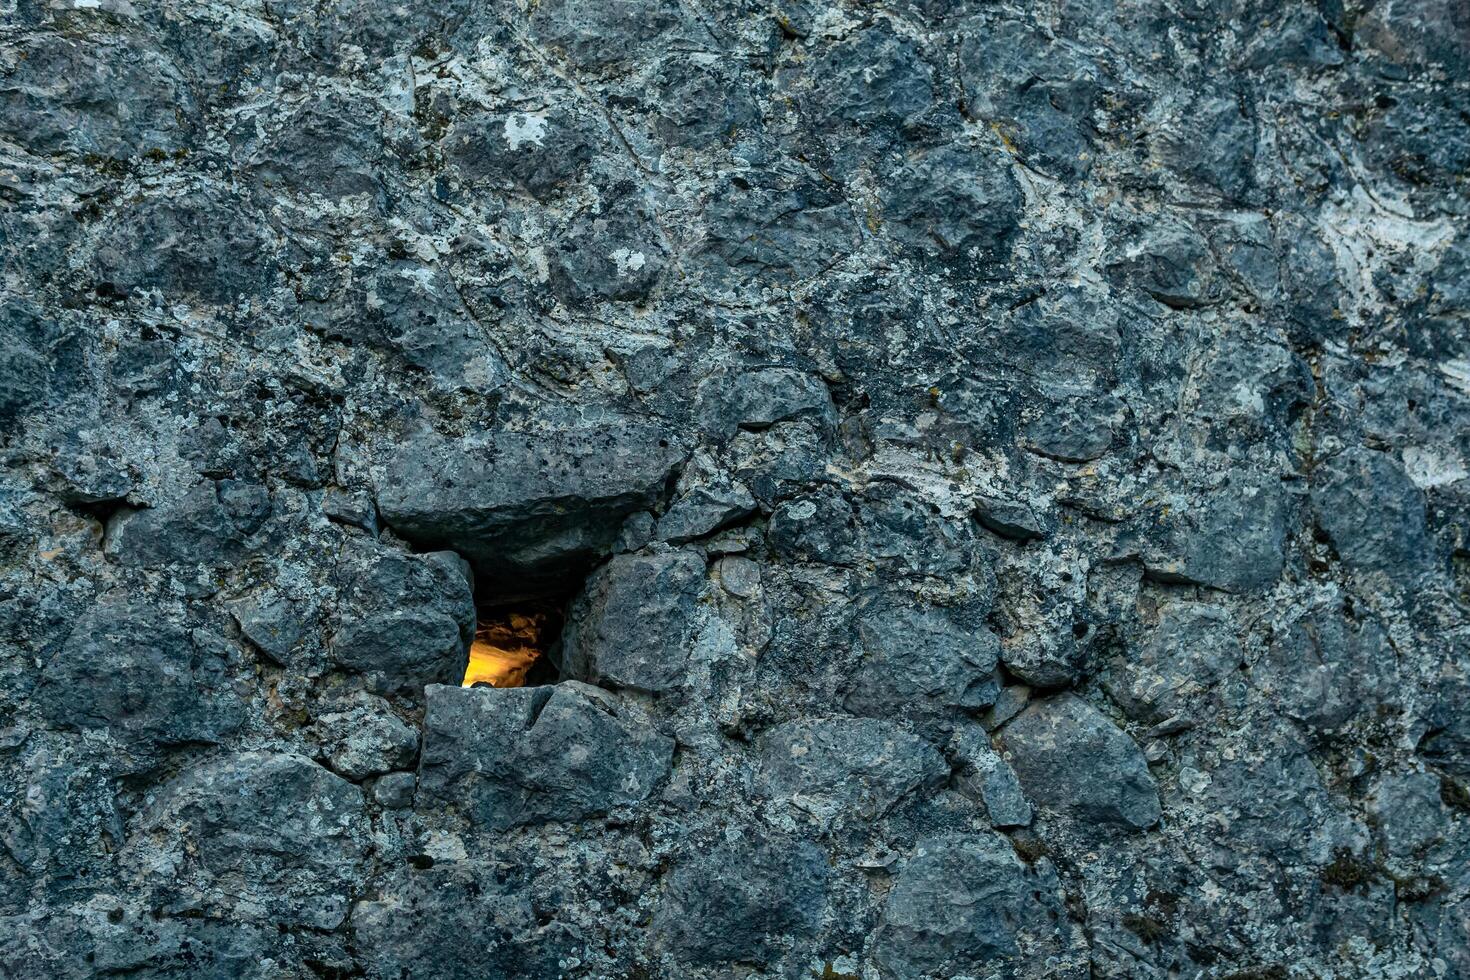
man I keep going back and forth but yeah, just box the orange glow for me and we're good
[461,612,547,688]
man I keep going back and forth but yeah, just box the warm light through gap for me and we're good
[462,611,549,688]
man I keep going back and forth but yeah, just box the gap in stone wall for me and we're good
[462,567,585,689]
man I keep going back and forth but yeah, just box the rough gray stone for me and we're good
[984,684,1032,731]
[652,831,828,967]
[1419,673,1470,778]
[872,832,1076,977]
[417,683,673,829]
[374,420,685,584]
[5,738,126,888]
[321,488,378,534]
[1001,694,1161,830]
[547,198,667,307]
[91,183,276,304]
[693,170,858,286]
[0,299,72,424]
[353,863,551,980]
[528,0,692,72]
[446,105,604,201]
[328,545,475,693]
[843,601,1001,720]
[0,33,194,159]
[373,771,416,809]
[0,905,339,980]
[1312,447,1434,580]
[1136,470,1290,592]
[5,2,1468,975]
[696,367,836,439]
[310,693,418,780]
[1367,771,1462,865]
[1178,725,1356,868]
[126,753,367,930]
[109,480,273,567]
[36,596,244,755]
[1258,606,1396,735]
[974,494,1051,541]
[1022,387,1123,462]
[757,716,947,824]
[959,21,1101,180]
[880,143,1023,270]
[1103,602,1244,732]
[655,479,757,544]
[321,261,505,383]
[229,588,315,666]
[562,549,707,693]
[768,483,986,577]
[654,449,757,545]
[950,725,1033,828]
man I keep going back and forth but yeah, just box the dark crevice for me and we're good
[66,496,133,550]
[524,686,557,729]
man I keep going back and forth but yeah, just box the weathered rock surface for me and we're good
[309,692,419,780]
[950,724,1033,828]
[757,716,947,825]
[417,683,673,829]
[35,596,245,758]
[1133,470,1291,592]
[328,543,475,693]
[561,548,708,692]
[353,864,553,980]
[4,0,1468,975]
[652,831,829,967]
[654,449,758,543]
[844,600,1001,722]
[1103,602,1244,732]
[1313,446,1433,581]
[375,420,686,585]
[1001,694,1162,830]
[871,832,1078,977]
[109,480,275,568]
[125,753,367,930]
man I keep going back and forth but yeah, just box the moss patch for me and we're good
[1122,912,1171,944]
[1321,848,1378,892]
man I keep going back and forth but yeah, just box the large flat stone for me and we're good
[375,421,686,587]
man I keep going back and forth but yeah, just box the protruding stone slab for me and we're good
[375,420,686,586]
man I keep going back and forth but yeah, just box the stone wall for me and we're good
[2,0,1469,976]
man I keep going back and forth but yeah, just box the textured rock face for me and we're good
[36,595,246,759]
[871,832,1077,976]
[417,682,674,829]
[352,863,554,980]
[846,600,1002,723]
[124,753,368,930]
[1001,694,1162,831]
[652,831,830,967]
[561,547,708,692]
[757,716,948,825]
[328,543,476,692]
[3,0,1469,977]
